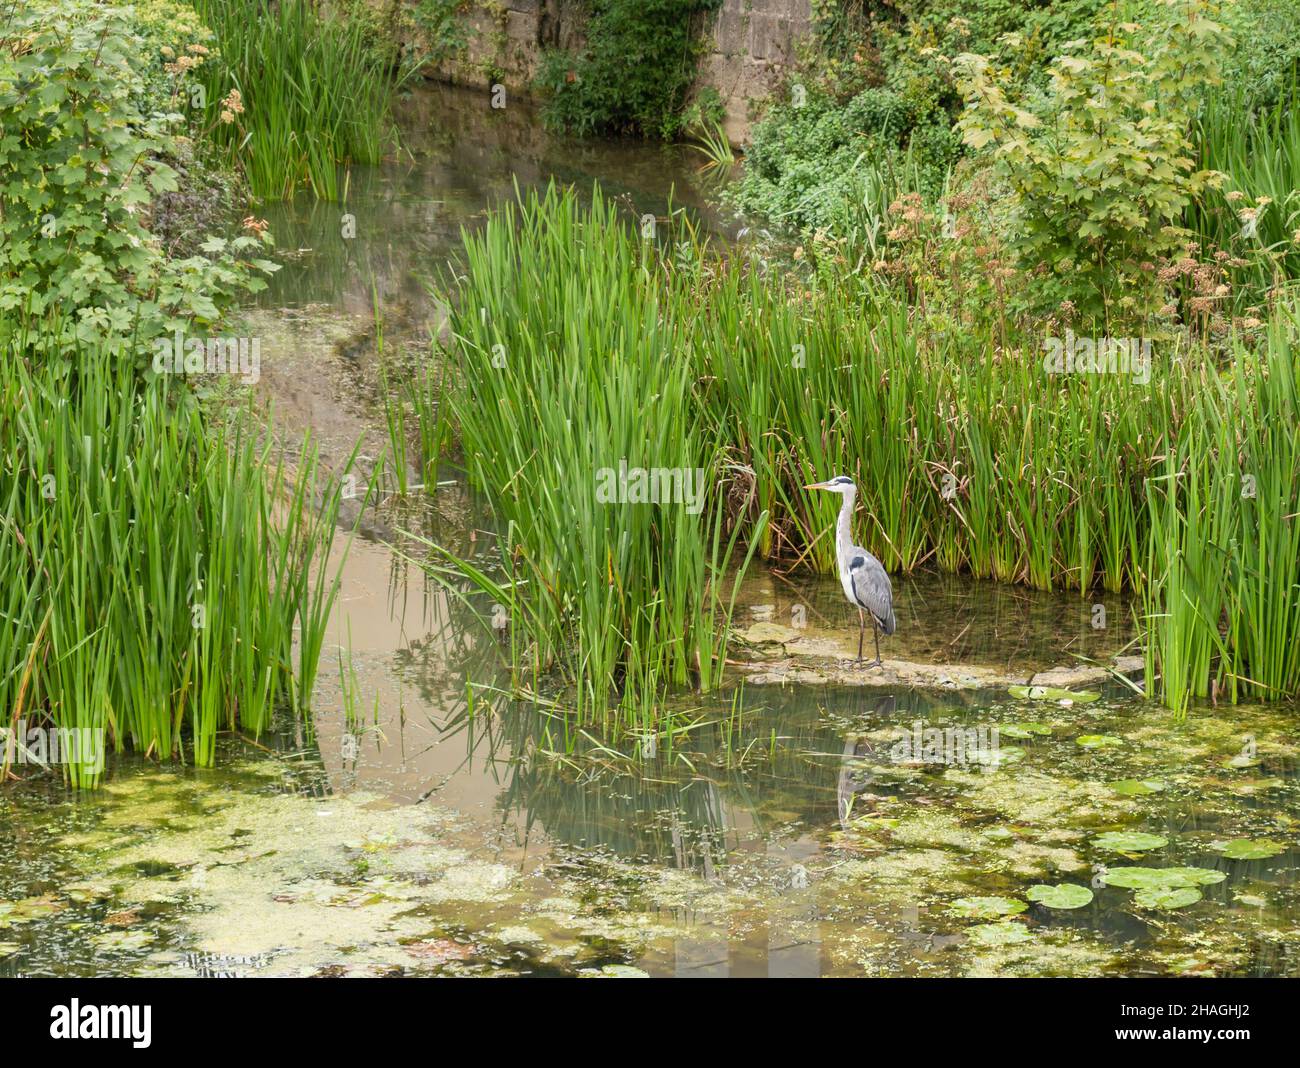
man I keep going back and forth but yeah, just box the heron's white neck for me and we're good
[835,487,856,564]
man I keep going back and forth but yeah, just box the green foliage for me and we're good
[416,187,1300,717]
[954,0,1232,321]
[1218,0,1300,110]
[192,0,410,200]
[1193,76,1300,308]
[536,0,721,139]
[731,81,957,236]
[1,326,349,786]
[419,185,765,721]
[0,0,274,351]
[333,0,472,69]
[409,0,473,66]
[882,0,1125,100]
[736,0,1137,245]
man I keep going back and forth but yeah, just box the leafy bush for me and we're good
[0,0,274,352]
[734,0,1130,242]
[731,82,958,236]
[536,0,721,139]
[954,0,1232,322]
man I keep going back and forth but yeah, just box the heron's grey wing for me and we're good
[848,550,896,635]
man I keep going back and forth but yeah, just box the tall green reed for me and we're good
[194,0,408,200]
[409,183,1299,717]
[2,333,348,786]
[415,185,766,726]
[1195,78,1300,303]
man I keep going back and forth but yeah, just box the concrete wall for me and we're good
[414,0,811,144]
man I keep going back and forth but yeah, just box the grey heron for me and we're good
[805,476,896,666]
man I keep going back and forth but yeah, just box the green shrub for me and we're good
[536,0,721,139]
[0,0,274,351]
[954,0,1232,322]
[1218,0,1300,110]
[731,83,957,236]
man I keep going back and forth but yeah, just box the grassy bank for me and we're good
[419,185,1300,718]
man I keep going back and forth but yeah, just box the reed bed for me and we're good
[1195,78,1300,304]
[194,0,406,200]
[415,186,765,727]
[418,184,1300,717]
[1,332,347,786]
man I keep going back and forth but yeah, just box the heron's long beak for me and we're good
[804,481,832,491]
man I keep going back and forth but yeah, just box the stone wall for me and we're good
[415,0,811,144]
[699,0,811,144]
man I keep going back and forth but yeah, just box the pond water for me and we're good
[4,84,1298,979]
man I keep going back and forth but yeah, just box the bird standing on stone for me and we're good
[804,475,896,666]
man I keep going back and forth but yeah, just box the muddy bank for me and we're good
[733,618,1145,692]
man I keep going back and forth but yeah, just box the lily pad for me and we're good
[1163,867,1227,886]
[1134,886,1202,910]
[1092,831,1169,853]
[1108,779,1166,796]
[1026,883,1094,909]
[1009,685,1099,703]
[0,895,63,927]
[1101,866,1223,890]
[1211,838,1287,860]
[62,881,116,904]
[967,922,1033,945]
[947,895,1027,920]
[982,745,1026,767]
[1076,734,1123,749]
[1000,722,1054,739]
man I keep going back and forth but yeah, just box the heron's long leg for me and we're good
[857,608,865,663]
[873,622,882,667]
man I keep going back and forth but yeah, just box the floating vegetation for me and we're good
[1009,686,1100,703]
[1075,735,1125,749]
[948,896,1028,920]
[1212,839,1289,860]
[967,922,1034,946]
[1026,884,1094,909]
[1000,722,1054,738]
[1108,779,1166,796]
[1091,832,1170,853]
[1100,867,1227,890]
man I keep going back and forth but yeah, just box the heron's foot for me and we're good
[868,658,883,669]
